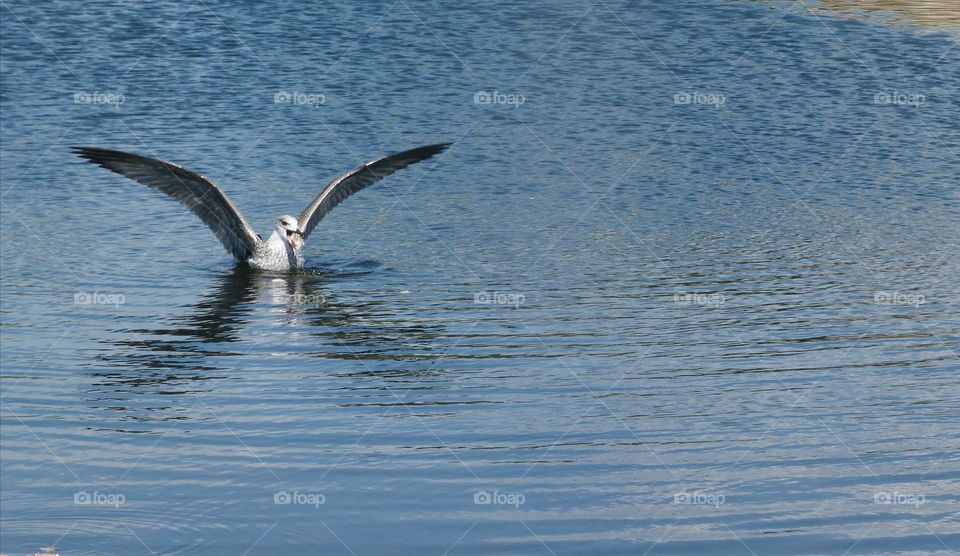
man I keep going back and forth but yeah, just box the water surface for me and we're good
[1,1,958,554]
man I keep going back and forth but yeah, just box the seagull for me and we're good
[72,143,449,271]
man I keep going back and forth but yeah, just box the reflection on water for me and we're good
[83,264,452,431]
[77,262,460,433]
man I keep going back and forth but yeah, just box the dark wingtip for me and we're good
[71,147,154,170]
[71,146,115,163]
[428,142,452,153]
[72,147,102,165]
[408,142,452,160]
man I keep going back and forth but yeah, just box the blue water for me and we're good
[2,1,959,554]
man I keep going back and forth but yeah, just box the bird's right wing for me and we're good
[72,147,261,261]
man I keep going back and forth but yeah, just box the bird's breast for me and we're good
[248,241,304,271]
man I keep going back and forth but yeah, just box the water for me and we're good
[1,1,958,554]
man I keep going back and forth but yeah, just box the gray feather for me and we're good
[297,143,451,240]
[72,147,261,261]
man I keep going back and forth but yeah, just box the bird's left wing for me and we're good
[297,143,450,241]
[72,147,261,261]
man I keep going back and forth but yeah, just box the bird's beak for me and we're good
[287,229,304,249]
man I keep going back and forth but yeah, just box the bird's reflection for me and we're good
[99,265,262,363]
[84,263,445,432]
[160,264,262,344]
[93,264,373,370]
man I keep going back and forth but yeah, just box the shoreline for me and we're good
[806,0,960,37]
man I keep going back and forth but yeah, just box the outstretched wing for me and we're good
[72,147,261,261]
[297,143,450,240]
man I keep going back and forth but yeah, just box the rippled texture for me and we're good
[2,1,959,554]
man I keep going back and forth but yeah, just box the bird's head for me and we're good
[276,215,303,249]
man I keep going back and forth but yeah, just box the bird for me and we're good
[72,143,450,271]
